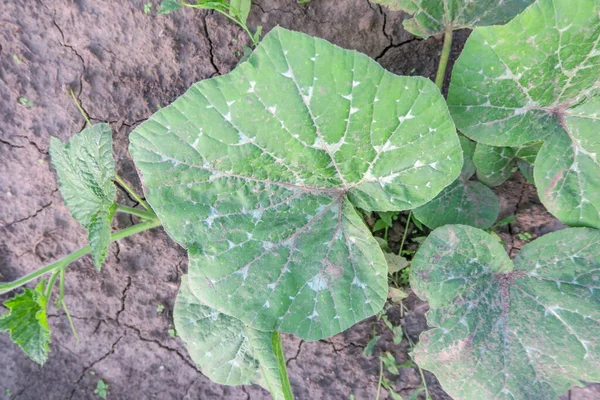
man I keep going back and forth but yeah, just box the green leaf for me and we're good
[130,26,462,341]
[0,282,51,365]
[517,159,535,184]
[364,334,380,356]
[371,0,534,38]
[413,136,499,229]
[411,225,600,400]
[473,142,540,187]
[385,253,409,274]
[158,0,182,14]
[50,124,116,268]
[230,0,251,23]
[174,276,284,398]
[448,0,600,228]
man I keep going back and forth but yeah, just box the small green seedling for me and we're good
[94,380,109,399]
[144,2,153,13]
[516,231,533,241]
[167,328,177,337]
[5,389,12,398]
[18,97,33,106]
[156,304,165,313]
[12,54,22,64]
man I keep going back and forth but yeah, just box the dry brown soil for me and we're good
[1,1,598,399]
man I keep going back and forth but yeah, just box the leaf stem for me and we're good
[45,270,60,299]
[116,204,157,220]
[272,331,294,400]
[114,175,152,212]
[434,29,453,90]
[69,88,91,126]
[375,357,383,400]
[399,212,412,256]
[0,219,162,295]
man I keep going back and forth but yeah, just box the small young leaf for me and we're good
[411,225,600,399]
[517,159,534,184]
[413,136,499,229]
[385,253,409,275]
[50,124,116,269]
[364,334,381,356]
[371,0,534,38]
[473,142,540,187]
[158,0,182,14]
[230,0,251,23]
[174,276,285,399]
[130,26,462,341]
[0,282,51,365]
[448,0,600,228]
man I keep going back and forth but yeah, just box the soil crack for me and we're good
[286,339,304,366]
[202,13,221,76]
[375,37,421,61]
[3,201,53,228]
[68,336,124,400]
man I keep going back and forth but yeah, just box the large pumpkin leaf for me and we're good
[371,0,534,38]
[0,281,51,365]
[473,142,541,187]
[448,0,600,228]
[174,276,284,398]
[50,123,116,269]
[413,136,499,229]
[130,27,462,340]
[411,225,600,400]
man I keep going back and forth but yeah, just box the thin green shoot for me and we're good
[69,88,91,126]
[114,176,153,213]
[434,29,453,90]
[0,219,162,295]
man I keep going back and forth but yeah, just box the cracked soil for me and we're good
[1,1,599,399]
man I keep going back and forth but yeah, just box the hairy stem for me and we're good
[114,175,152,212]
[272,331,294,400]
[116,204,157,220]
[435,29,453,90]
[0,219,162,295]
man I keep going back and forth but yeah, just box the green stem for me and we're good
[62,299,80,344]
[114,175,152,212]
[272,331,294,400]
[434,29,453,90]
[375,357,383,400]
[116,204,157,220]
[0,219,162,295]
[399,212,412,256]
[45,270,60,299]
[69,88,91,126]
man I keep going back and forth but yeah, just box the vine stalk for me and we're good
[0,219,162,295]
[272,331,294,400]
[435,29,453,90]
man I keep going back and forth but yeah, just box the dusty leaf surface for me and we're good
[414,136,499,229]
[411,225,600,399]
[371,0,533,38]
[448,0,600,228]
[174,276,284,398]
[130,26,462,340]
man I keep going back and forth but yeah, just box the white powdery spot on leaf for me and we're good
[307,275,329,292]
